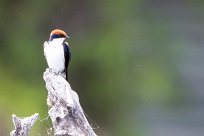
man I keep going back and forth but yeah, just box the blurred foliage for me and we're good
[0,0,201,135]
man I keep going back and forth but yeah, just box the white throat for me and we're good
[49,38,65,45]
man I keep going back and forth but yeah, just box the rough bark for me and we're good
[10,113,39,136]
[43,68,97,136]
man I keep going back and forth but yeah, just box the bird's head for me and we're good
[49,29,70,42]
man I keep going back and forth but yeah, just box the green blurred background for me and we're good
[1,0,204,136]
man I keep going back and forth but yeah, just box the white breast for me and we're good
[44,40,65,73]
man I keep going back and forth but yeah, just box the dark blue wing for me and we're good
[63,42,71,80]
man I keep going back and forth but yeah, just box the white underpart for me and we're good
[44,38,66,73]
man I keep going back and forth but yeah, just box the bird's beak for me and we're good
[66,35,71,39]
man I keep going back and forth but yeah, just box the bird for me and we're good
[44,29,71,81]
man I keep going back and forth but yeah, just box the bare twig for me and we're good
[10,113,39,136]
[43,68,97,136]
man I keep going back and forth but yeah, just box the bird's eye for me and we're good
[59,34,65,38]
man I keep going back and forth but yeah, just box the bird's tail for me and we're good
[65,69,68,81]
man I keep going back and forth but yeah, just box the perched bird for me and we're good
[44,29,71,81]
